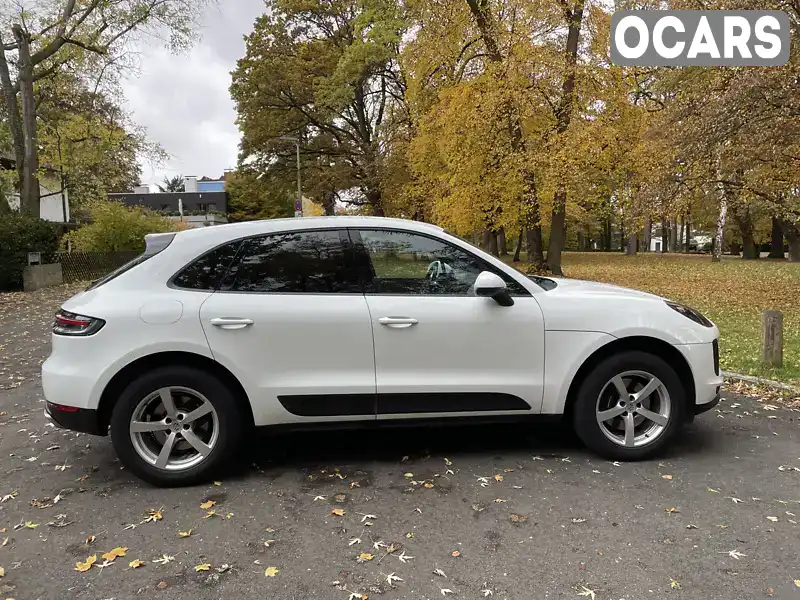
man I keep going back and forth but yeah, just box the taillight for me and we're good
[53,310,105,336]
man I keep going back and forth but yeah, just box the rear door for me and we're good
[195,228,376,426]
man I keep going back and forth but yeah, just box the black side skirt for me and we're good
[277,392,531,417]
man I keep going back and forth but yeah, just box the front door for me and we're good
[199,229,376,426]
[352,228,545,419]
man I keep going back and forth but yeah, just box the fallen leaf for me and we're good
[143,509,163,523]
[494,474,504,482]
[406,532,414,539]
[86,535,95,545]
[708,487,720,493]
[200,500,215,510]
[349,537,361,546]
[664,507,680,514]
[74,555,97,572]
[156,581,169,590]
[178,529,193,538]
[203,511,216,519]
[350,481,360,489]
[670,579,682,590]
[386,572,403,585]
[727,497,745,504]
[767,516,779,522]
[444,458,452,466]
[101,547,128,562]
[348,593,367,600]
[358,553,374,562]
[129,559,145,569]
[686,524,698,530]
[662,474,673,480]
[24,521,38,529]
[404,473,414,478]
[0,567,3,577]
[330,508,345,517]
[441,589,454,596]
[577,585,596,599]
[451,551,461,557]
[510,514,527,523]
[571,518,587,524]
[195,563,211,572]
[225,513,234,519]
[264,566,279,577]
[152,555,175,565]
[721,549,746,560]
[423,482,434,488]
[494,499,506,503]
[434,568,447,578]
[213,481,222,486]
[95,559,115,571]
[397,551,413,563]
[360,513,376,523]
[794,579,800,588]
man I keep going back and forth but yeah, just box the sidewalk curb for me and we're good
[721,370,799,393]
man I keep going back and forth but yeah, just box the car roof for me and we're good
[169,216,445,246]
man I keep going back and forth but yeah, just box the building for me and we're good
[109,175,229,229]
[1,154,70,222]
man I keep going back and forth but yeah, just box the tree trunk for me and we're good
[0,37,26,203]
[321,190,336,215]
[684,215,691,252]
[12,25,41,217]
[642,218,651,251]
[626,232,638,255]
[576,230,585,251]
[482,228,492,251]
[669,217,678,252]
[782,221,800,262]
[661,218,669,253]
[602,216,612,251]
[768,216,784,258]
[620,221,625,252]
[732,206,758,259]
[513,228,523,262]
[679,215,685,253]
[487,228,499,257]
[712,197,727,263]
[545,1,584,277]
[497,227,508,255]
[526,227,545,268]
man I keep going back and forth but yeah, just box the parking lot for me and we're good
[1,285,799,600]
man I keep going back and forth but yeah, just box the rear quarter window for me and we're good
[171,241,243,291]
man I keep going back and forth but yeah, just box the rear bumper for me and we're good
[45,402,104,435]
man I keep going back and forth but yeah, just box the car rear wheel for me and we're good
[110,366,243,486]
[573,351,687,461]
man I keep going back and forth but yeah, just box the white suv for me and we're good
[42,217,722,486]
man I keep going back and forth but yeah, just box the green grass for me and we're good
[507,252,800,385]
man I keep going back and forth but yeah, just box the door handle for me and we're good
[209,317,254,330]
[378,316,418,328]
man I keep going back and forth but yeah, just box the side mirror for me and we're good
[474,271,514,306]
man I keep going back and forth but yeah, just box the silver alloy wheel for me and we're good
[595,370,671,448]
[129,386,219,471]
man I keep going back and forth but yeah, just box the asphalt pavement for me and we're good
[1,285,799,600]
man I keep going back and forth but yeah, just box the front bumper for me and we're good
[693,391,720,415]
[45,402,104,435]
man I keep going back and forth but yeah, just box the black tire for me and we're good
[572,351,687,461]
[110,365,244,486]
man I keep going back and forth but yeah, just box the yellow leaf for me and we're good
[350,481,360,488]
[423,482,434,488]
[225,513,234,519]
[670,579,681,590]
[359,553,374,561]
[101,547,128,562]
[213,481,222,486]
[494,474,504,482]
[794,579,800,588]
[200,500,216,510]
[330,508,345,517]
[74,554,97,572]
[665,507,680,514]
[178,529,193,537]
[203,510,216,519]
[662,475,673,480]
[403,473,414,478]
[129,559,145,569]
[707,487,720,493]
[195,563,211,572]
[0,566,4,578]
[264,566,279,577]
[24,521,38,529]
[767,516,779,522]
[451,551,461,557]
[406,532,414,539]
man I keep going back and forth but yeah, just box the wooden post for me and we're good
[761,310,783,367]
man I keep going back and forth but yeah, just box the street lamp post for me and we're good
[280,136,302,217]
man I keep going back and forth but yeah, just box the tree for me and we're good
[231,0,408,216]
[157,175,185,193]
[68,200,182,252]
[226,169,294,222]
[0,0,202,217]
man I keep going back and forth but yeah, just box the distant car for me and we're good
[42,217,722,486]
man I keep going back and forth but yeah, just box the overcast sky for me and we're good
[121,1,265,188]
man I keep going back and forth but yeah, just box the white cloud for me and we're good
[121,1,265,187]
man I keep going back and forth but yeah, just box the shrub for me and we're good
[0,213,59,291]
[67,201,182,253]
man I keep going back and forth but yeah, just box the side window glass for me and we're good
[226,230,358,293]
[172,241,242,290]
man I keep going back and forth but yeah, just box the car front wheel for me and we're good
[573,351,687,460]
[110,366,244,486]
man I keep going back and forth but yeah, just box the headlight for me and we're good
[665,301,713,328]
